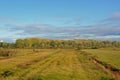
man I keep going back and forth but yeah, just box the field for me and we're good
[84,48,120,69]
[0,49,120,80]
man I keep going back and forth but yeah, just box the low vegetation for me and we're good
[84,48,120,69]
[0,38,120,80]
[0,49,119,80]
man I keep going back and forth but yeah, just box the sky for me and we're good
[0,0,120,42]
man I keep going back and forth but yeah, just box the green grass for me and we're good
[0,49,116,80]
[84,48,120,69]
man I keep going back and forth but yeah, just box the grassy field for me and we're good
[0,49,119,80]
[84,48,120,69]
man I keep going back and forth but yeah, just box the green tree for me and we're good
[15,39,24,48]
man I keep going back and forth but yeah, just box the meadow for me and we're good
[84,48,120,69]
[0,49,119,80]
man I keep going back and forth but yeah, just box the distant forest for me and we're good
[0,38,120,49]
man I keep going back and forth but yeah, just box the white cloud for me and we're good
[1,12,120,42]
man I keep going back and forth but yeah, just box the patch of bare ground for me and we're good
[17,58,44,68]
[0,56,13,61]
[0,57,6,60]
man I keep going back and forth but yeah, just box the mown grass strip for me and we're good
[75,50,113,80]
[17,50,62,80]
[0,50,60,79]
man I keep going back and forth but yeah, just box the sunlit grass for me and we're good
[0,49,115,80]
[84,48,120,69]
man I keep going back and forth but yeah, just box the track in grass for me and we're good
[0,49,116,80]
[0,49,59,79]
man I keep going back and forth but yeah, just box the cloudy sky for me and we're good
[0,0,120,42]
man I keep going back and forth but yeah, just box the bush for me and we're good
[91,46,98,49]
[0,50,16,57]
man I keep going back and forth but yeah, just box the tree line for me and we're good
[0,38,120,49]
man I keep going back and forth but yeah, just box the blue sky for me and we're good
[0,0,120,42]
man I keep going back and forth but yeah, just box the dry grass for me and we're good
[0,49,114,80]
